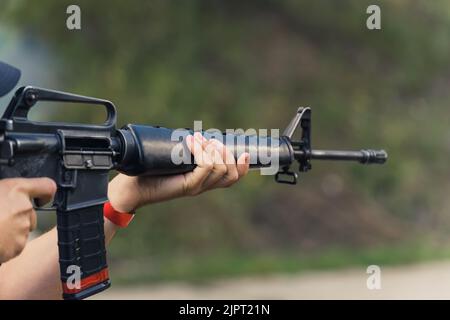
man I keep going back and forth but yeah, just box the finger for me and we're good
[203,142,227,188]
[212,140,239,187]
[15,177,57,205]
[29,209,37,232]
[185,134,214,190]
[236,152,250,177]
[192,132,214,169]
[199,133,210,148]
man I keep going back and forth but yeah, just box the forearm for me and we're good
[0,220,119,300]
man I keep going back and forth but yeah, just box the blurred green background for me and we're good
[2,0,450,285]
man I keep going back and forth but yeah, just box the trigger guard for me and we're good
[32,198,57,211]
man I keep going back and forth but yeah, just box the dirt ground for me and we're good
[94,260,450,300]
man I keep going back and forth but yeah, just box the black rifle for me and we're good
[0,86,387,299]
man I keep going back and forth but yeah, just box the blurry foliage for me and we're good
[3,0,450,280]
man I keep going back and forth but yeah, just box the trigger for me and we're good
[33,198,42,209]
[32,198,56,211]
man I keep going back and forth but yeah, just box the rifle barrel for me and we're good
[295,149,387,164]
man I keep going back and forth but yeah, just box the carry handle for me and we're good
[2,86,116,129]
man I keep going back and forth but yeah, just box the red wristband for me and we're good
[103,201,135,228]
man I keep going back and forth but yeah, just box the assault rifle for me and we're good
[0,85,387,299]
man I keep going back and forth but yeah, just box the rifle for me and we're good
[0,86,387,299]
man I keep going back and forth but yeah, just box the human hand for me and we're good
[0,178,56,263]
[107,132,250,212]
